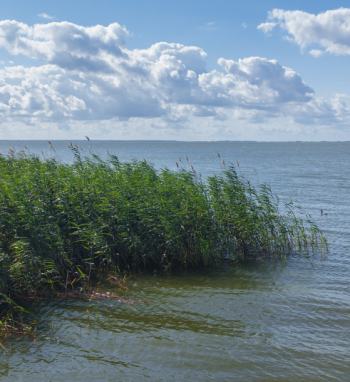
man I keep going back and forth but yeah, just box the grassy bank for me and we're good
[0,144,326,318]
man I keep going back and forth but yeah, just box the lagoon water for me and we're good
[1,141,350,381]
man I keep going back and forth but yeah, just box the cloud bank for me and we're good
[0,19,348,138]
[258,7,350,57]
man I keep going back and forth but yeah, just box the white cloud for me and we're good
[258,8,350,56]
[0,20,128,72]
[216,57,314,104]
[0,19,347,136]
[38,13,54,19]
[257,22,276,34]
[309,49,324,58]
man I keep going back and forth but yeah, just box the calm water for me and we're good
[0,141,349,381]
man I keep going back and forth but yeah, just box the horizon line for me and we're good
[1,140,350,143]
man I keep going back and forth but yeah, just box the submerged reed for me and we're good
[0,145,326,317]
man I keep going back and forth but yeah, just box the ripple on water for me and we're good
[1,142,350,381]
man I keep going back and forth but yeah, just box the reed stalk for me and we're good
[0,146,327,319]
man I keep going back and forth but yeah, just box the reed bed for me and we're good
[0,143,326,319]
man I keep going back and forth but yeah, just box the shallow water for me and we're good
[0,141,349,381]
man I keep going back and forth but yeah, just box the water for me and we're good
[1,141,349,381]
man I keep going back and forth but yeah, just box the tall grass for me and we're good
[0,144,326,316]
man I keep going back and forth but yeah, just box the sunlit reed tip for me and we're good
[217,152,220,158]
[186,155,188,161]
[85,136,90,141]
[190,164,195,172]
[178,157,181,162]
[236,160,239,166]
[222,160,225,166]
[175,162,179,168]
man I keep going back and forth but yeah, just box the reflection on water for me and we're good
[0,142,349,381]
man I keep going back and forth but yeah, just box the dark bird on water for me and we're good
[321,210,329,215]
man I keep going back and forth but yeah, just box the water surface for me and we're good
[0,141,349,381]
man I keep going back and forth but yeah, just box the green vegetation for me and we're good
[0,144,326,320]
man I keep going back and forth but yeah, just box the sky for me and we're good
[0,0,350,141]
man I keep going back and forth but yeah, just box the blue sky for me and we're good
[0,0,349,140]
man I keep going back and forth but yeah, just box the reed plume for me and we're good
[0,146,327,321]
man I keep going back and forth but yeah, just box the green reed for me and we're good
[0,145,326,314]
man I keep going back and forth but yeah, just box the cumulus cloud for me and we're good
[0,19,347,132]
[0,20,128,72]
[258,7,350,56]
